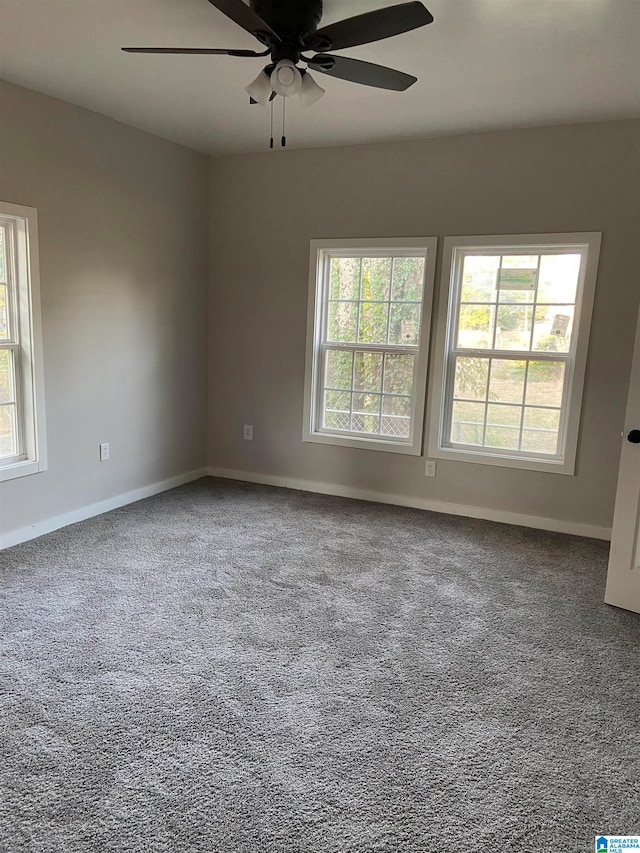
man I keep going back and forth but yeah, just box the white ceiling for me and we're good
[1,0,639,155]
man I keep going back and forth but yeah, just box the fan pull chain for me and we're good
[269,97,274,149]
[281,96,286,148]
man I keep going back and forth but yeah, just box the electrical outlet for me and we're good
[425,460,436,478]
[243,424,253,441]
[99,442,110,462]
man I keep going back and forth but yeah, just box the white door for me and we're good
[605,307,640,613]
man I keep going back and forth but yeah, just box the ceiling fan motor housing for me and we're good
[252,0,324,56]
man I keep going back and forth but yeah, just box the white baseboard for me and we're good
[1,464,610,549]
[0,468,209,550]
[206,466,611,541]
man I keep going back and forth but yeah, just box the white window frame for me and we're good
[0,201,47,482]
[303,237,437,455]
[428,232,601,474]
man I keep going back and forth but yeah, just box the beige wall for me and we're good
[0,82,209,536]
[208,120,640,531]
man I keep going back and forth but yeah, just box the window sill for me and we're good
[0,458,47,482]
[303,430,421,455]
[429,444,575,474]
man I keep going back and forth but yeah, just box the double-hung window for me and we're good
[304,238,437,455]
[0,201,47,482]
[429,233,601,473]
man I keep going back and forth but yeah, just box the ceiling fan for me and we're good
[123,0,433,144]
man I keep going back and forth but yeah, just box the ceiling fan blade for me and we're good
[206,0,281,43]
[307,54,417,91]
[303,2,433,52]
[122,47,269,56]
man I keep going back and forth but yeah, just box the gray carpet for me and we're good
[1,477,638,852]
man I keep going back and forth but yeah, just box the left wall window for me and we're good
[0,202,47,481]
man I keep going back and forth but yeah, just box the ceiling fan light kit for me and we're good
[270,59,302,97]
[246,60,324,106]
[245,69,272,106]
[123,0,434,146]
[299,71,326,109]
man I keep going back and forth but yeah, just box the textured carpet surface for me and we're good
[0,477,638,852]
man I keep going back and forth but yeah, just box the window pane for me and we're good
[498,286,535,305]
[352,393,380,433]
[383,353,414,396]
[0,349,15,403]
[323,412,349,431]
[329,257,360,300]
[532,306,574,353]
[388,302,421,345]
[451,401,485,445]
[327,301,357,342]
[325,350,353,390]
[485,426,520,450]
[454,357,489,401]
[358,414,380,434]
[381,392,411,438]
[488,359,526,404]
[495,306,533,350]
[0,227,5,283]
[523,406,560,432]
[323,391,351,431]
[457,305,494,349]
[538,254,580,304]
[460,255,500,303]
[521,429,558,454]
[353,392,380,415]
[523,406,560,431]
[353,352,383,392]
[360,257,391,301]
[382,394,411,416]
[325,390,351,412]
[0,403,17,458]
[0,284,7,340]
[358,302,388,344]
[521,407,561,455]
[525,361,565,407]
[391,257,425,302]
[487,403,521,427]
[485,404,521,451]
[381,415,410,438]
